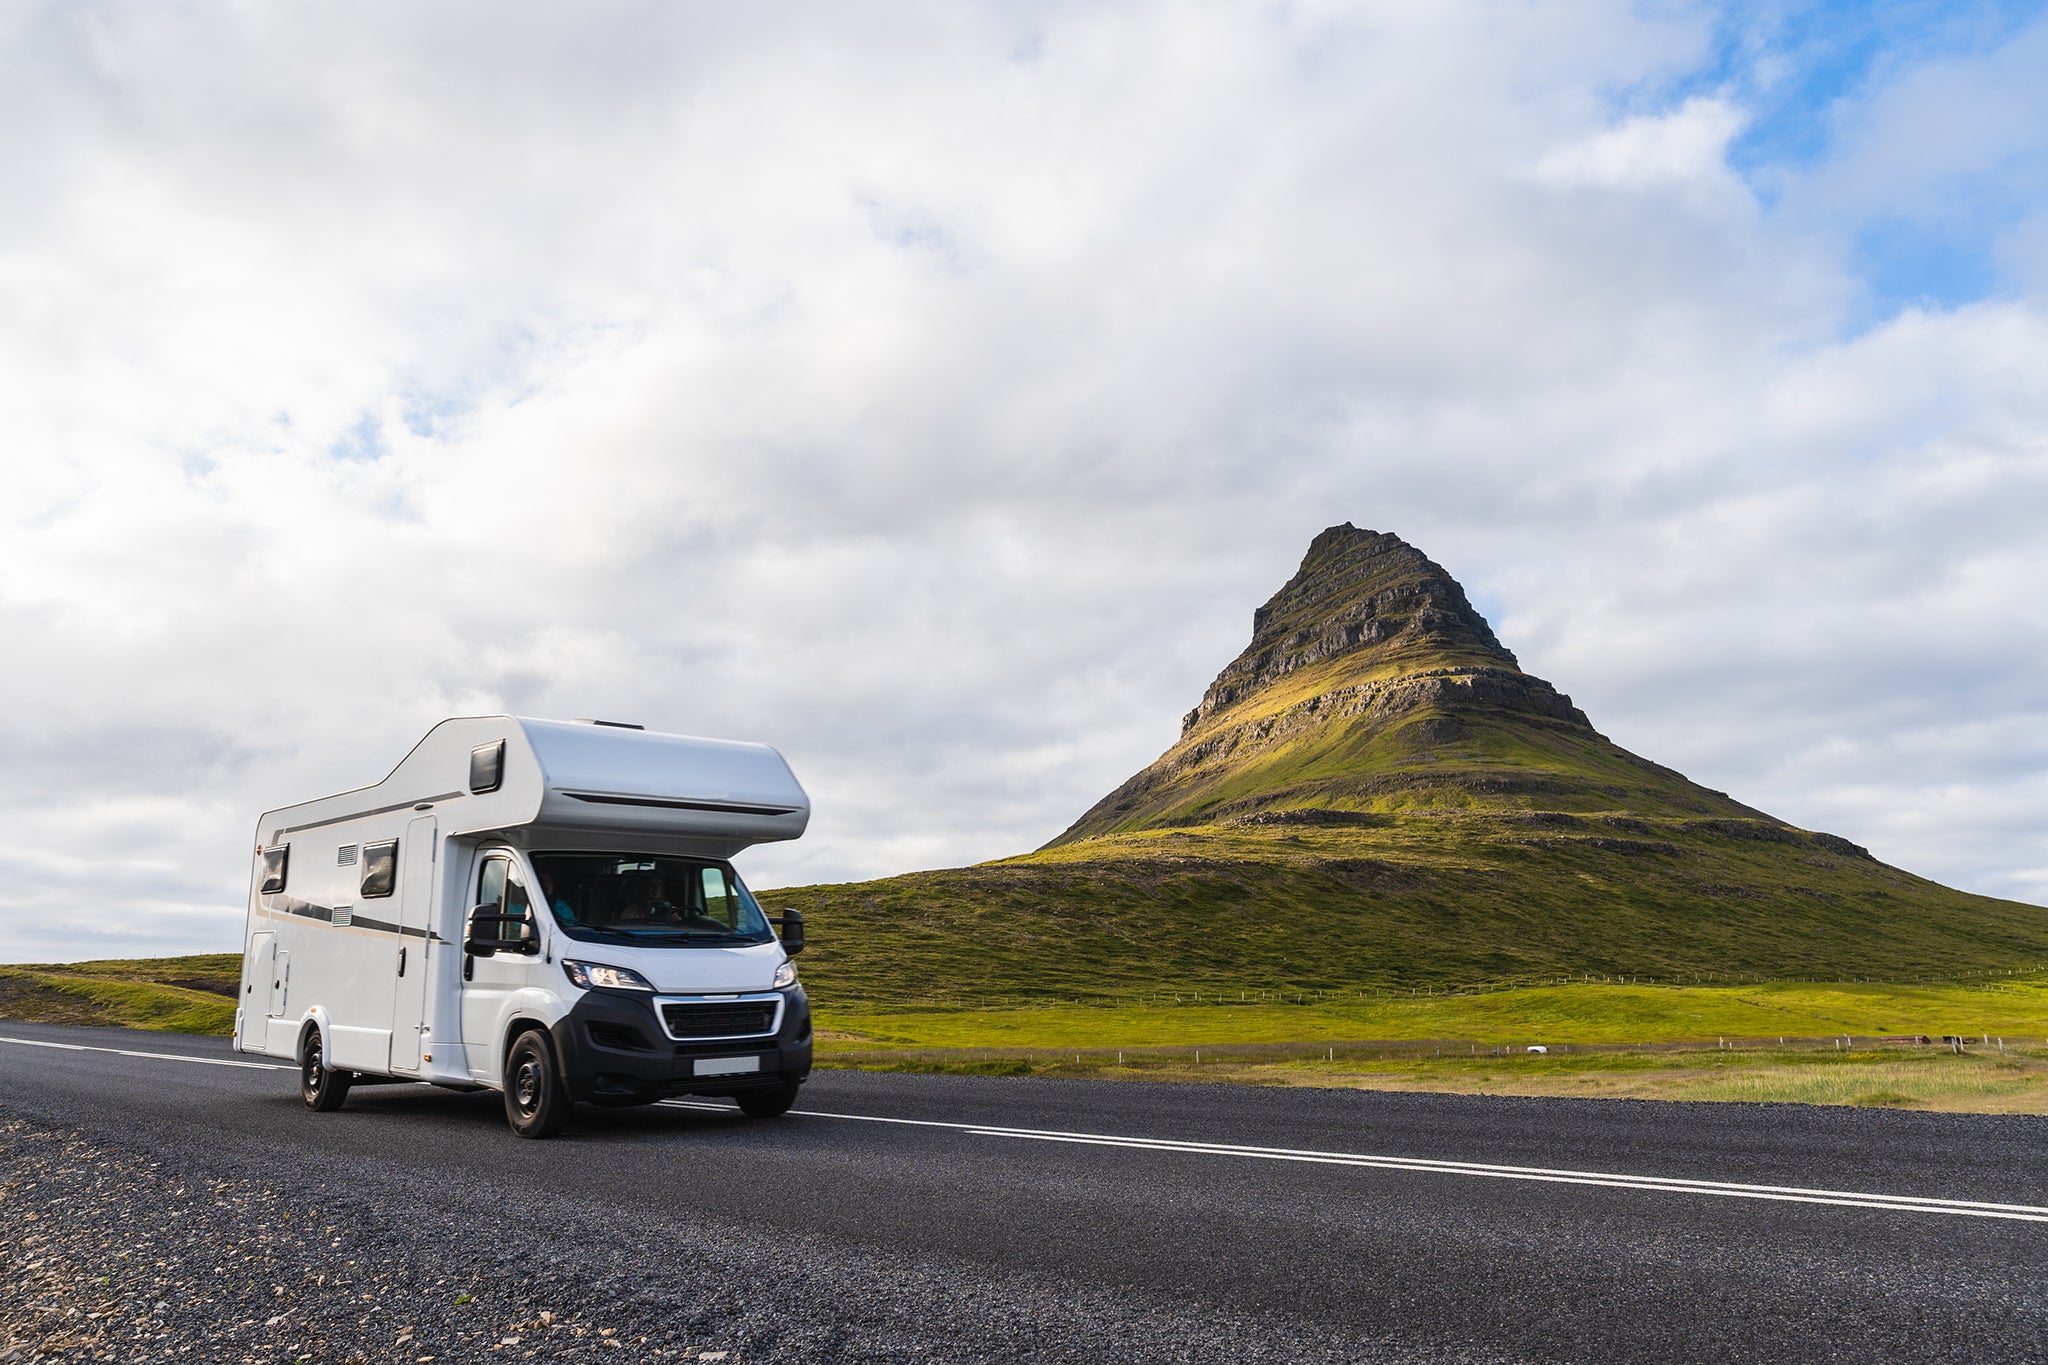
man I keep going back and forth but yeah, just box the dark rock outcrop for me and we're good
[1048,522,1767,844]
[1181,524,1517,734]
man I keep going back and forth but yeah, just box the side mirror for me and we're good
[464,906,540,957]
[777,908,805,956]
[464,904,498,958]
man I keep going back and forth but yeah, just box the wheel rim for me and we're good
[304,1038,323,1097]
[514,1057,541,1114]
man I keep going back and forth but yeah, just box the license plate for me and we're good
[693,1056,761,1077]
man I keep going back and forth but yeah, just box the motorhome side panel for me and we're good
[232,716,544,1079]
[238,809,440,1072]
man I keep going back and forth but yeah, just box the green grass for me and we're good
[1243,1047,2048,1113]
[0,954,240,1035]
[816,977,2048,1051]
[816,982,2048,1114]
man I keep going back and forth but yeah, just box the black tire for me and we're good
[504,1031,571,1139]
[735,1079,801,1119]
[300,1030,352,1112]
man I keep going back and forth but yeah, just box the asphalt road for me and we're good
[3,1021,2047,1363]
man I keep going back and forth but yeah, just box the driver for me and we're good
[616,872,675,922]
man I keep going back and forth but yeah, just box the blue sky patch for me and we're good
[329,412,386,463]
[1853,216,2007,312]
[1639,0,2047,316]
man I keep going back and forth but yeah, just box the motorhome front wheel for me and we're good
[735,1078,802,1118]
[504,1032,571,1138]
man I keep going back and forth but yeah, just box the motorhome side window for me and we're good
[475,856,533,946]
[359,840,397,898]
[259,845,289,895]
[469,740,505,794]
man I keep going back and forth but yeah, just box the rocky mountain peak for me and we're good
[1181,523,1518,736]
[1044,521,1676,846]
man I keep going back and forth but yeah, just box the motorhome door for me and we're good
[247,931,275,1018]
[390,815,436,1072]
[459,852,540,1085]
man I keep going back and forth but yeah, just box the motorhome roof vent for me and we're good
[573,719,646,730]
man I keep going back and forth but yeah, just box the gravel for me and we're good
[0,1114,1469,1365]
[0,1119,733,1363]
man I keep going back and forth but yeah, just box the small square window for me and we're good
[259,845,290,895]
[360,840,398,898]
[469,740,506,794]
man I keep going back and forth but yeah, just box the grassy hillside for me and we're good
[779,815,2048,1005]
[0,954,239,1035]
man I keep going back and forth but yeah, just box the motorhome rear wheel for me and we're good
[300,1028,352,1112]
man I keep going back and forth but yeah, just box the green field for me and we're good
[817,976,2048,1051]
[813,977,2048,1113]
[0,954,239,1035]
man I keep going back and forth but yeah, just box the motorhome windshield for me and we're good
[530,852,774,948]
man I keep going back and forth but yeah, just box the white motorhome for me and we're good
[233,715,812,1138]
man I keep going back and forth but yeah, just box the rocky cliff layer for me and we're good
[1180,525,1519,734]
[1049,523,1763,844]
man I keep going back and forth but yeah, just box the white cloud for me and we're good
[1,1,2046,960]
[1535,96,1750,194]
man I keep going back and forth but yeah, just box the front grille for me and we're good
[660,1000,777,1038]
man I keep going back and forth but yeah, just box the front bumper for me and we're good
[551,983,812,1102]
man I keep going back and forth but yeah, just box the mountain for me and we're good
[1050,524,1770,842]
[783,525,2048,1004]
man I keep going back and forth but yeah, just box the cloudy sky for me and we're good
[4,0,2046,962]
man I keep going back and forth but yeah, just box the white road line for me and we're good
[0,1034,293,1071]
[660,1099,2048,1224]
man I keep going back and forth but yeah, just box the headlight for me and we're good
[773,960,799,989]
[562,960,655,991]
